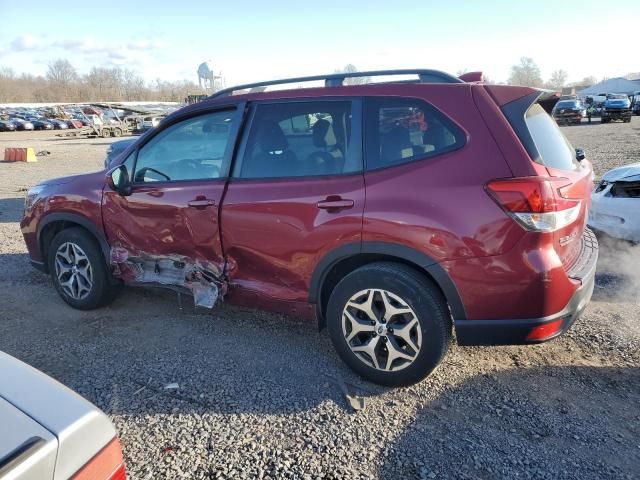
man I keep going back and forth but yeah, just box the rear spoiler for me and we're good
[458,71,484,83]
[536,90,561,114]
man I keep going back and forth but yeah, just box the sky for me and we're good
[0,0,638,87]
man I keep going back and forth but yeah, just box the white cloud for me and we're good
[10,35,40,51]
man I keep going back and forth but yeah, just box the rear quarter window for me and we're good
[525,104,577,171]
[364,97,465,171]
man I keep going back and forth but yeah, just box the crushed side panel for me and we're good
[110,247,227,308]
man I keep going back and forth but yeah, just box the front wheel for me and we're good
[48,227,117,310]
[327,262,452,387]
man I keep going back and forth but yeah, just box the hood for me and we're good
[37,171,105,187]
[602,162,640,182]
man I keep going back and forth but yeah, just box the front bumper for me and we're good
[455,229,598,346]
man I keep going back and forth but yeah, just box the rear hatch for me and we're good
[485,88,594,271]
[524,102,594,270]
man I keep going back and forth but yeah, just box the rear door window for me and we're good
[236,101,360,179]
[364,97,465,171]
[525,104,577,170]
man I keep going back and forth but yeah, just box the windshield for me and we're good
[607,94,628,99]
[555,101,579,108]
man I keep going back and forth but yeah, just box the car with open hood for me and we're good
[589,163,640,242]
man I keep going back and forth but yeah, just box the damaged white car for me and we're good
[589,162,640,243]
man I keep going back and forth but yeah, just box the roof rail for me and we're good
[209,69,462,99]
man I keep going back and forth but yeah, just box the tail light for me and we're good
[72,437,126,480]
[486,176,581,232]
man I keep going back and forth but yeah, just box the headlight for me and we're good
[24,184,47,211]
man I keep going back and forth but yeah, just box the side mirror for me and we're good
[107,165,132,196]
[575,148,586,162]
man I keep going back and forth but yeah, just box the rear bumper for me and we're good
[455,229,598,346]
[602,110,631,119]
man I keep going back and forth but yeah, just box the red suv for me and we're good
[21,70,598,386]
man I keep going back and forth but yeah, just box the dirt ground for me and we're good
[0,121,639,480]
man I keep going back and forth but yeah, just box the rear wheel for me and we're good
[112,128,122,137]
[102,128,111,138]
[327,262,451,387]
[48,227,117,310]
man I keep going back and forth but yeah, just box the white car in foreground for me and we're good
[589,162,640,242]
[0,351,126,480]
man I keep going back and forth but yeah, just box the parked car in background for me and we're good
[30,119,54,131]
[601,93,632,123]
[49,119,69,130]
[0,351,126,479]
[104,138,137,169]
[589,162,640,242]
[9,118,34,131]
[20,69,598,386]
[632,91,640,115]
[66,120,84,129]
[552,99,585,125]
[0,120,17,132]
[142,115,164,131]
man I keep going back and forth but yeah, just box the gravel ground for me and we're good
[0,120,639,480]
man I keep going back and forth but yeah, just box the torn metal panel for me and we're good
[110,247,225,308]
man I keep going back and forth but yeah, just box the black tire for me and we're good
[112,128,122,137]
[48,227,117,310]
[326,262,452,387]
[101,128,111,138]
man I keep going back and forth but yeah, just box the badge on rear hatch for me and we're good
[559,231,577,246]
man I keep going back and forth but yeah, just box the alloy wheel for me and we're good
[54,242,93,300]
[342,289,422,371]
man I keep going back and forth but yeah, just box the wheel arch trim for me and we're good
[308,241,467,321]
[37,213,111,269]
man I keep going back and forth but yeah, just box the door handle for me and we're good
[316,196,354,211]
[188,198,216,208]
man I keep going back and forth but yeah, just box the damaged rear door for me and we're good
[220,98,364,316]
[102,104,244,307]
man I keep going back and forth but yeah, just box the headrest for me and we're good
[312,119,337,148]
[384,126,412,148]
[257,120,288,152]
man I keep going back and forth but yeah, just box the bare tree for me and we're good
[546,69,568,90]
[508,57,543,87]
[0,61,224,103]
[46,59,79,100]
[336,64,370,85]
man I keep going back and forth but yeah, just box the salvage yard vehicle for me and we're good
[49,119,69,130]
[0,120,17,132]
[29,119,54,131]
[105,138,137,169]
[0,351,126,479]
[589,162,640,243]
[601,93,632,123]
[552,99,585,125]
[9,118,34,131]
[21,69,598,386]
